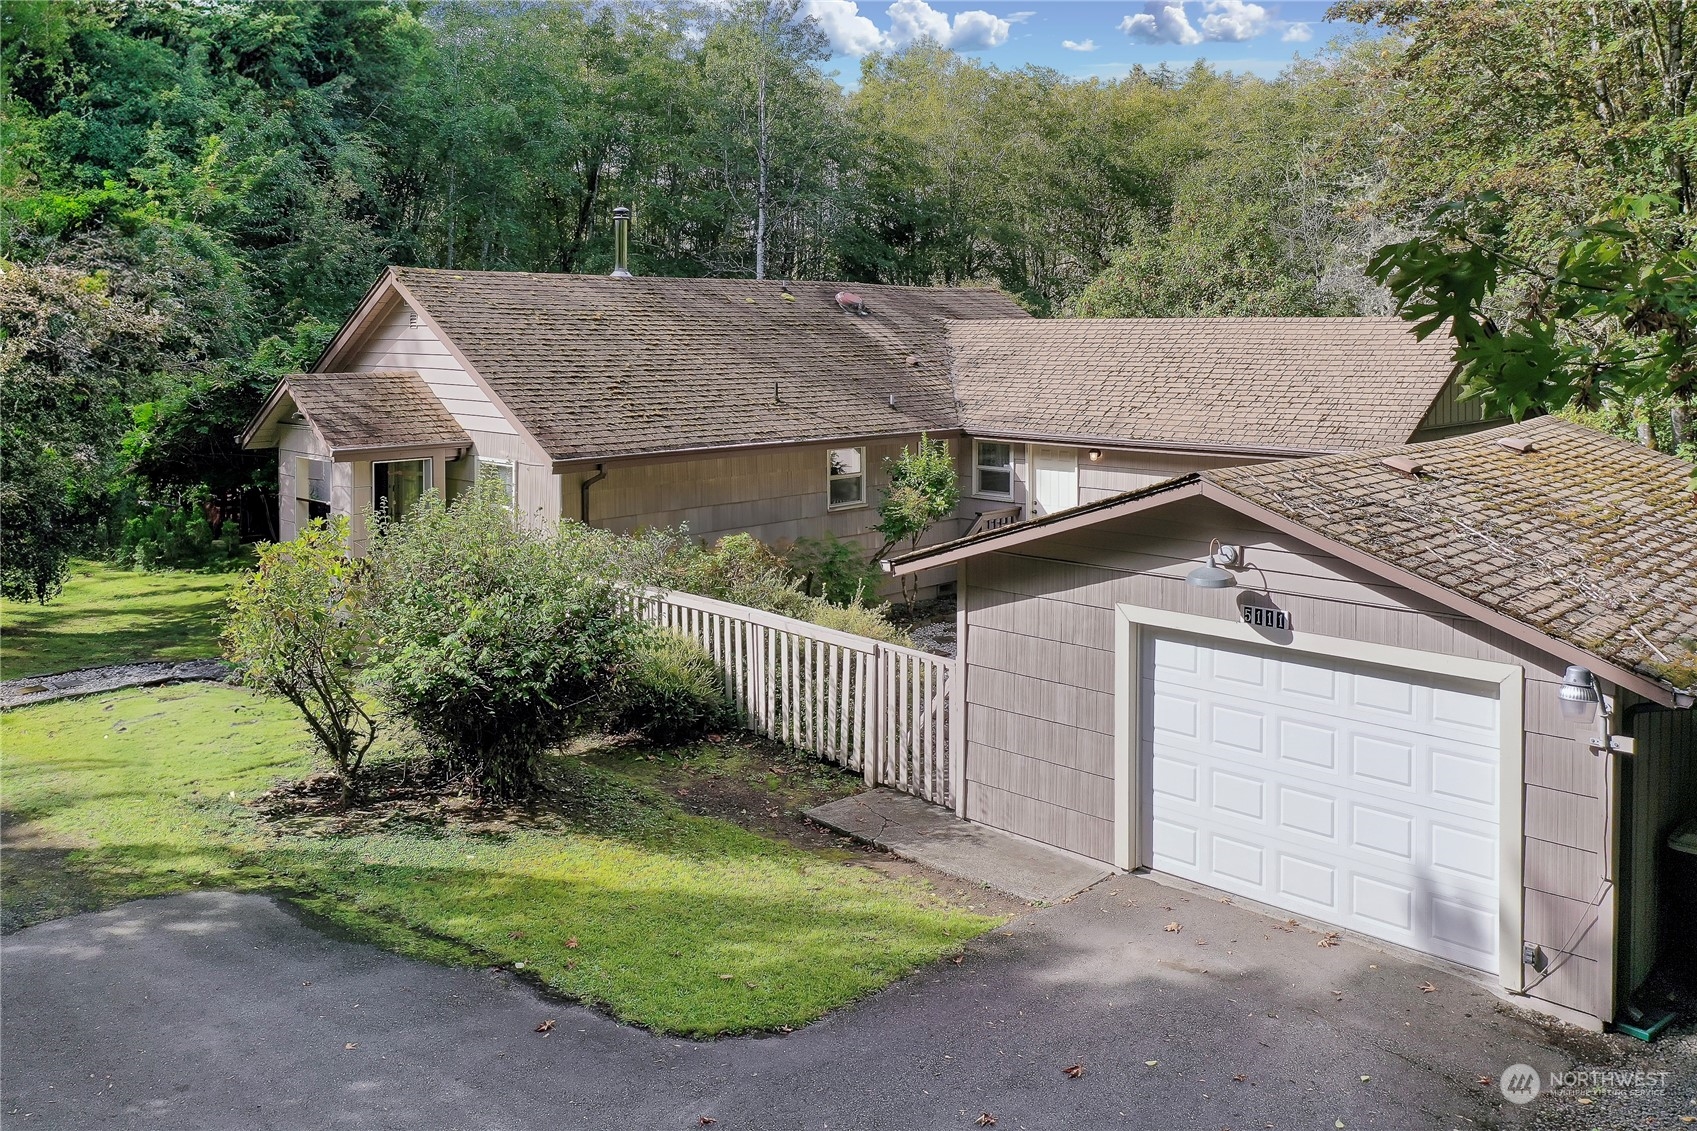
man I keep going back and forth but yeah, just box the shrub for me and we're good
[222,516,375,800]
[608,630,733,745]
[874,434,959,604]
[119,495,243,570]
[805,599,912,646]
[364,480,639,799]
[788,532,883,607]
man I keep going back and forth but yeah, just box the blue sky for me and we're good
[804,1,1362,84]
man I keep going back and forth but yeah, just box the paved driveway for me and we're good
[2,878,1606,1130]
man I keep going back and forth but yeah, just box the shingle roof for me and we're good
[947,317,1461,451]
[287,370,470,452]
[1208,418,1696,694]
[390,269,1029,462]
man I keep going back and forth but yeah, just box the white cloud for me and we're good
[802,0,888,55]
[1281,21,1313,42]
[1061,38,1097,51]
[885,0,1010,50]
[1198,0,1270,41]
[1004,11,1036,23]
[1119,3,1201,46]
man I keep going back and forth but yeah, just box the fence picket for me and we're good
[628,586,954,807]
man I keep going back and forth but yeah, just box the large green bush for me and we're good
[608,631,734,745]
[365,482,639,799]
[119,496,243,570]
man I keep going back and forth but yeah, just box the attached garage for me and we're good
[893,418,1697,1033]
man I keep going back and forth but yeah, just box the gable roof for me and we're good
[240,370,470,456]
[385,268,1029,464]
[947,317,1464,453]
[894,418,1697,704]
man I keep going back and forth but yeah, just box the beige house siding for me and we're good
[1413,373,1502,439]
[343,297,515,437]
[276,423,335,541]
[959,495,1616,1026]
[959,441,1267,519]
[1619,704,1697,998]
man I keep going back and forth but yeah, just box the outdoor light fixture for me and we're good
[1558,665,1601,724]
[1558,665,1636,756]
[1186,539,1241,589]
[1087,448,1103,462]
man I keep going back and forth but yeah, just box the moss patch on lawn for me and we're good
[1,559,247,679]
[1,684,999,1036]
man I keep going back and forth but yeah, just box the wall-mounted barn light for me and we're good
[1186,539,1241,589]
[1559,665,1635,755]
[1087,449,1103,462]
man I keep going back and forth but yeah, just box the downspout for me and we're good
[580,463,607,524]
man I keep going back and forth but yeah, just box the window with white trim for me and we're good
[477,457,517,507]
[296,457,332,525]
[826,447,865,509]
[373,458,431,521]
[975,441,1014,498]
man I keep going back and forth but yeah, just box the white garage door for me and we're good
[1142,630,1501,973]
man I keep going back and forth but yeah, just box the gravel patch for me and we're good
[1,660,233,710]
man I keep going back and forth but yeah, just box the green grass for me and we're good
[1,559,247,679]
[1,684,998,1036]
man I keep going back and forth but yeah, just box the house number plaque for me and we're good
[1240,605,1291,631]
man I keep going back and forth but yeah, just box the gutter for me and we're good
[964,431,1345,461]
[549,428,966,474]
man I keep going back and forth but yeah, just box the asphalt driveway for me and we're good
[0,877,1624,1130]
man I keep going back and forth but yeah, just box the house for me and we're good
[239,255,1496,583]
[889,416,1697,1032]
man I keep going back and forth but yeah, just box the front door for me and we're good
[1030,446,1078,517]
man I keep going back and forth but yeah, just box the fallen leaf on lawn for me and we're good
[1164,922,1182,933]
[344,1043,358,1050]
[535,1020,556,1033]
[1419,981,1437,993]
[1318,932,1341,948]
[1145,1060,1159,1067]
[1063,1063,1084,1079]
[717,973,733,980]
[507,931,526,940]
[566,937,580,949]
[975,1113,997,1127]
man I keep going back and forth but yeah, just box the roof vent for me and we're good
[836,291,865,314]
[1496,436,1536,453]
[1381,455,1424,477]
[610,206,632,278]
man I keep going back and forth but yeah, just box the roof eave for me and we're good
[962,430,1345,460]
[548,427,967,473]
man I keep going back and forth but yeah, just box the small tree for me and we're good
[364,480,638,800]
[222,517,376,801]
[873,434,959,605]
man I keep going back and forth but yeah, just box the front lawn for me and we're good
[0,559,245,679]
[1,684,998,1036]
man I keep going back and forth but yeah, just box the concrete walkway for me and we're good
[806,788,1114,903]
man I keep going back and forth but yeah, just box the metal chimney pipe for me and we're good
[610,206,632,278]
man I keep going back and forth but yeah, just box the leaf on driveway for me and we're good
[1317,932,1340,948]
[535,1020,556,1033]
[975,1113,997,1126]
[1418,980,1437,993]
[1232,1074,1247,1083]
[344,1043,358,1050]
[698,1117,717,1126]
[1144,1060,1159,1067]
[1063,1063,1084,1078]
[1476,1076,1492,1086]
[1163,922,1182,933]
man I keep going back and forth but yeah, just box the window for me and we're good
[826,447,865,509]
[975,441,1014,498]
[373,458,431,521]
[296,458,331,523]
[477,457,516,507]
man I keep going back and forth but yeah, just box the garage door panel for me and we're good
[1141,630,1501,974]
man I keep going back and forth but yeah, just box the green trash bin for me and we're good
[1666,820,1697,974]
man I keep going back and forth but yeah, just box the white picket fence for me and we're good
[626,587,958,808]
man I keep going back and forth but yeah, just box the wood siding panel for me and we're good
[346,300,515,436]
